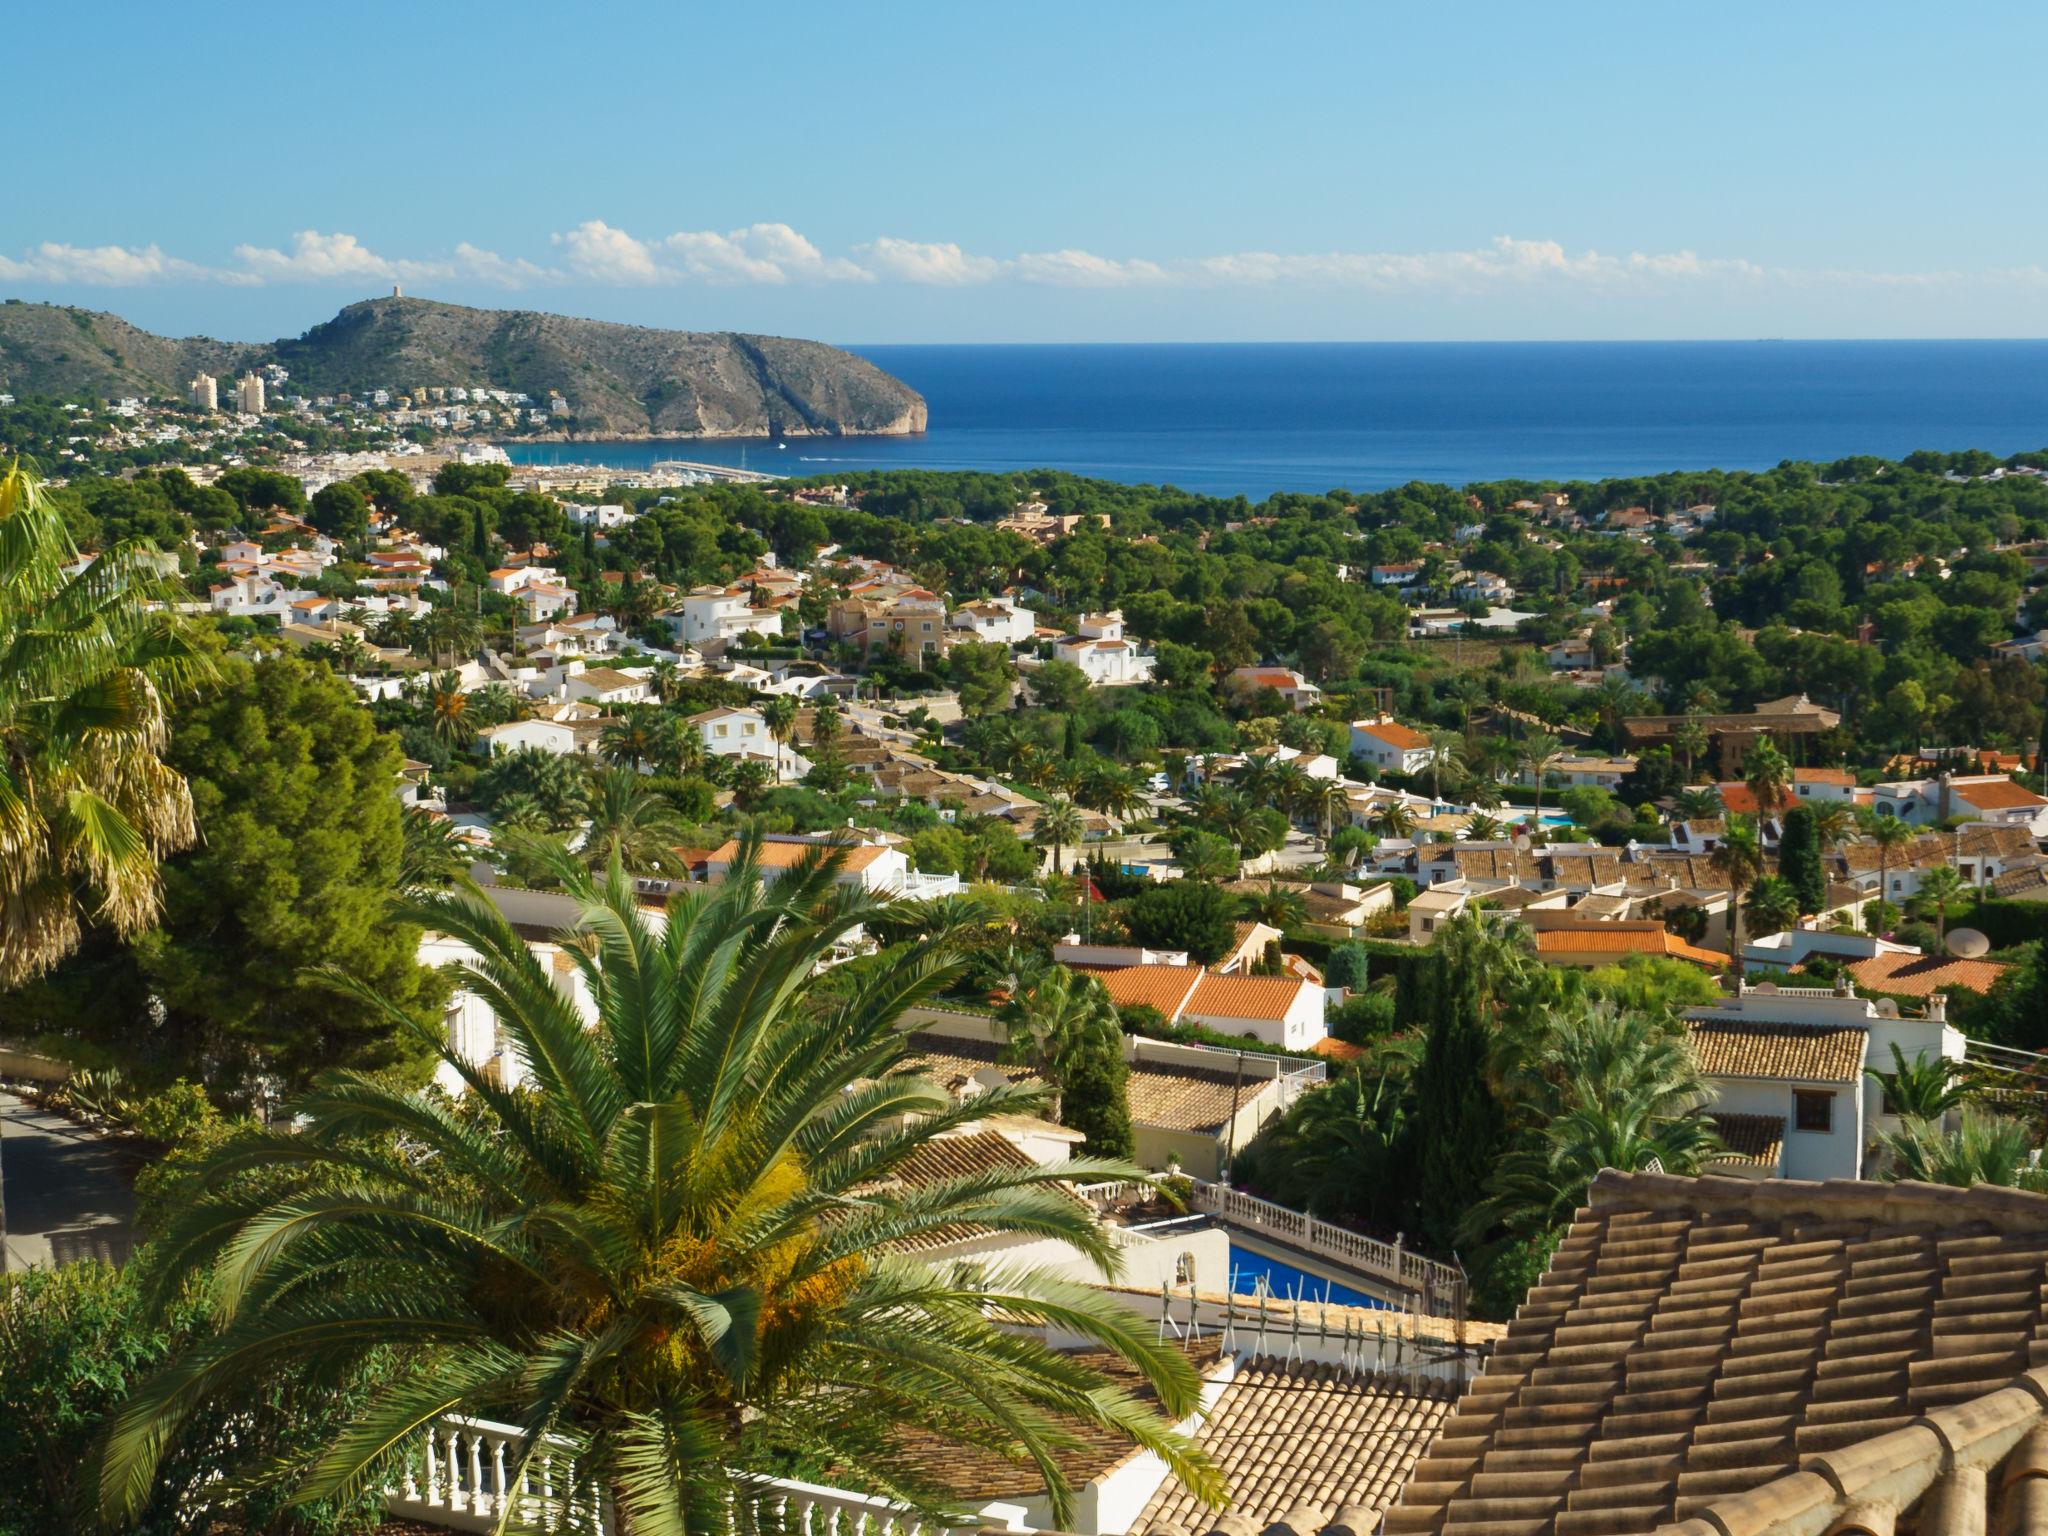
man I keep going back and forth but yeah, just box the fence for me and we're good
[1183,1179,1466,1312]
[383,1414,1012,1536]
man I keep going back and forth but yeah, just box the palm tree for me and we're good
[97,847,1217,1530]
[1033,796,1086,875]
[1915,864,1966,947]
[1674,785,1725,822]
[1272,1064,1411,1222]
[1742,736,1792,824]
[428,672,474,747]
[1866,814,1916,920]
[1423,731,1466,805]
[1873,1109,2048,1191]
[995,966,1133,1155]
[580,768,692,873]
[1709,815,1768,978]
[1519,732,1564,824]
[809,695,843,756]
[1474,1001,1723,1241]
[1369,800,1417,840]
[1465,811,1505,842]
[1233,757,1280,808]
[654,713,708,779]
[1744,874,1800,938]
[1081,765,1144,825]
[1867,1042,1972,1123]
[469,682,530,729]
[0,464,207,984]
[761,695,800,783]
[1238,881,1308,930]
[1809,801,1855,853]
[1270,762,1316,826]
[600,714,659,774]
[1311,778,1351,849]
[648,656,683,704]
[398,805,471,889]
[490,791,551,834]
[1672,714,1711,781]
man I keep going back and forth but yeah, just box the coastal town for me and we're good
[6,378,2048,1536]
[7,4,2048,1527]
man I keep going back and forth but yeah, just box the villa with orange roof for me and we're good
[1348,715,1435,775]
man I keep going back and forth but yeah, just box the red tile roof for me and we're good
[1846,950,2015,997]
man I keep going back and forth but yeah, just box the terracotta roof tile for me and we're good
[1846,951,2015,998]
[1137,1364,1451,1533]
[1355,719,1432,750]
[1072,964,1204,1019]
[1186,972,1314,1023]
[1686,1019,1865,1082]
[1708,1111,1785,1169]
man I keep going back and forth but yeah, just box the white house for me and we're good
[1870,773,2048,836]
[1790,767,1859,804]
[1348,716,1435,775]
[1516,754,1637,791]
[1082,965,1327,1051]
[1052,611,1156,686]
[559,666,652,708]
[701,833,959,902]
[684,706,811,777]
[666,584,784,649]
[949,598,1036,647]
[1682,983,1965,1182]
[476,716,608,758]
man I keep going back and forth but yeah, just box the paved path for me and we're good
[0,1091,135,1271]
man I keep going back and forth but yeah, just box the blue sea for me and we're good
[503,340,2048,499]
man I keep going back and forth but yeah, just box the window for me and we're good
[1794,1091,1835,1133]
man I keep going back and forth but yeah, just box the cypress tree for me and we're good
[1778,803,1828,915]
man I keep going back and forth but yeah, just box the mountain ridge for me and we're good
[0,295,927,438]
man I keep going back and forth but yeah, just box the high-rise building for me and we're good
[188,373,218,411]
[236,372,266,415]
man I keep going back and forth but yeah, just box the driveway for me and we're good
[0,1091,136,1271]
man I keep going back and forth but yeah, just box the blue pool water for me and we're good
[1226,1241,1391,1311]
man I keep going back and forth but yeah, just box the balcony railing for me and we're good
[383,1413,1008,1536]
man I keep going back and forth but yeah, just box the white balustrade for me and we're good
[1184,1179,1464,1306]
[384,1417,995,1536]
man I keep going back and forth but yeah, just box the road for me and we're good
[0,1091,136,1271]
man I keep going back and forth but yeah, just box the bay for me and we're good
[501,339,2048,499]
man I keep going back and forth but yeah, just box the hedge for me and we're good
[1954,899,2048,951]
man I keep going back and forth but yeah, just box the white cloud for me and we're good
[856,237,1004,285]
[0,241,234,286]
[552,220,665,285]
[230,230,545,287]
[3,226,2042,303]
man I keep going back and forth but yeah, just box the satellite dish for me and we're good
[1875,999,1900,1018]
[1947,928,1991,959]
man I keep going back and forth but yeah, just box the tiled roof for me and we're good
[1685,1019,1865,1082]
[1707,1111,1785,1169]
[1135,1364,1452,1535]
[1793,767,1856,786]
[1187,972,1314,1023]
[1533,926,1729,968]
[1846,951,2015,998]
[1357,719,1432,750]
[860,1129,1069,1252]
[1954,777,2048,810]
[890,1339,1221,1497]
[708,838,890,873]
[1380,1170,2048,1536]
[1716,783,1794,816]
[902,1032,1257,1135]
[1074,964,1204,1020]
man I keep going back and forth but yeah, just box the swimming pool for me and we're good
[1224,1236,1392,1310]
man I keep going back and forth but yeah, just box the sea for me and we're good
[501,340,2048,499]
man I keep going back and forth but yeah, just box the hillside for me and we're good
[0,295,927,437]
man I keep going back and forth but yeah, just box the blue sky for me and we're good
[12,1,2048,342]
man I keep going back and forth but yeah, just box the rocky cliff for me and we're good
[0,295,927,438]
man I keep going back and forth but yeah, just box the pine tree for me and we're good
[1777,803,1829,915]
